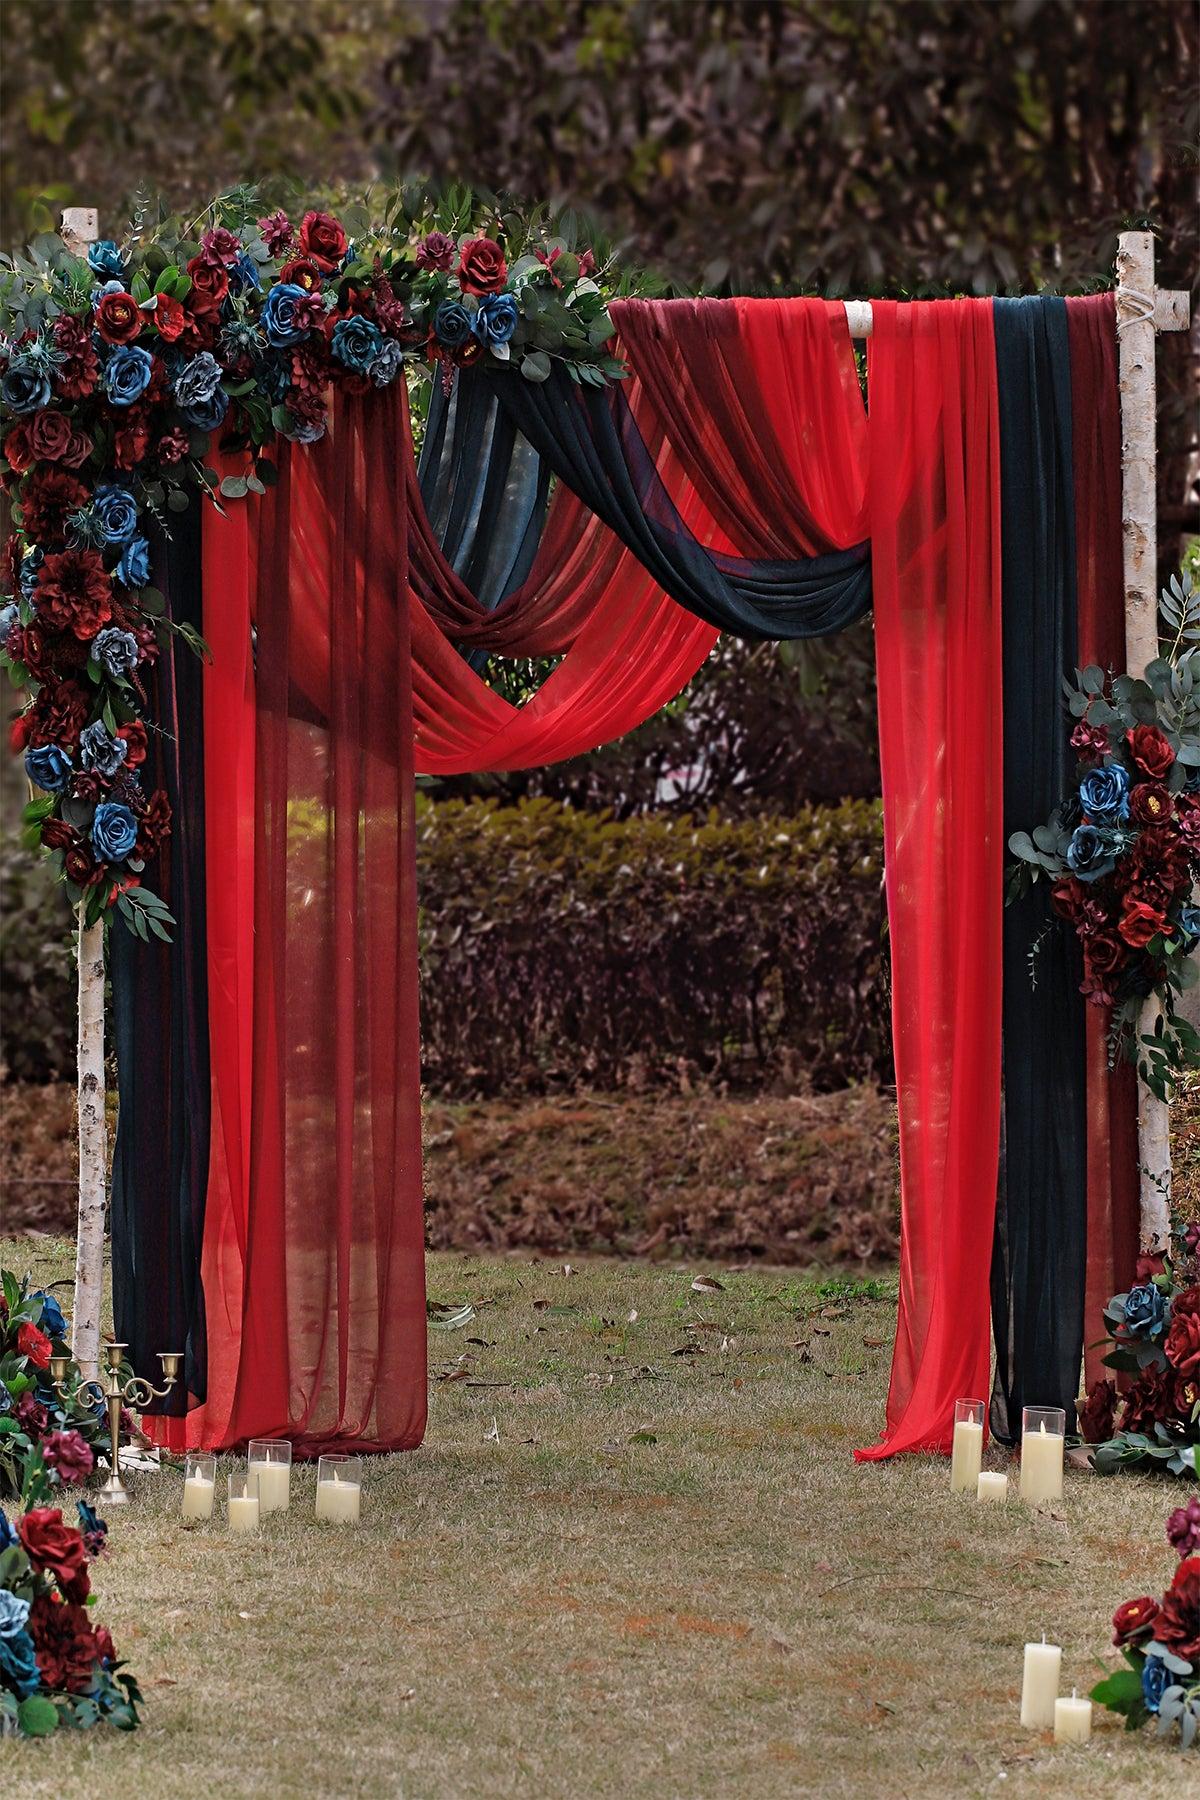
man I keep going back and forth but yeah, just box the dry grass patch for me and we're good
[0,1238,1187,1799]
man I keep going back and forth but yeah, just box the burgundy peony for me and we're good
[457,236,508,295]
[416,231,457,272]
[42,1429,95,1485]
[1165,1286,1200,1376]
[16,1320,52,1367]
[64,844,101,886]
[28,1593,99,1690]
[1078,1377,1117,1444]
[1157,1557,1200,1664]
[35,549,113,640]
[1112,1595,1160,1646]
[279,255,323,293]
[94,289,143,345]
[1127,724,1175,781]
[18,1507,91,1599]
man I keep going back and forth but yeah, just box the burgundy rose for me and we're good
[1112,1595,1160,1646]
[1081,930,1127,1005]
[1167,1497,1200,1558]
[1157,1557,1200,1664]
[3,420,35,474]
[278,255,322,293]
[200,225,243,267]
[156,424,190,465]
[185,255,229,308]
[456,236,507,296]
[1078,1377,1117,1444]
[258,210,294,256]
[28,1593,98,1689]
[416,231,457,272]
[1165,1286,1200,1376]
[42,1429,95,1485]
[24,410,74,464]
[1127,724,1175,781]
[1119,898,1170,949]
[113,414,152,471]
[14,1392,49,1435]
[6,622,51,681]
[116,719,148,766]
[16,1320,52,1366]
[1130,782,1174,826]
[94,289,143,345]
[21,468,89,544]
[35,549,112,640]
[40,817,76,852]
[297,209,348,273]
[18,1507,91,1595]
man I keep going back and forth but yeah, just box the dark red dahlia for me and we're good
[1121,1363,1176,1433]
[53,315,100,400]
[21,468,89,544]
[1078,1377,1117,1444]
[28,1594,99,1689]
[136,789,172,859]
[35,549,112,640]
[1157,1557,1200,1664]
[26,678,90,749]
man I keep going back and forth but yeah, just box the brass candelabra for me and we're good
[51,1341,181,1506]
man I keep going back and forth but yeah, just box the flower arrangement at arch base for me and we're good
[0,1272,113,1503]
[1093,1498,1200,1750]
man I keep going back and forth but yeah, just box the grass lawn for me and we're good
[0,1237,1183,1799]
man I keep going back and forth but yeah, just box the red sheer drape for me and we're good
[1066,293,1140,1378]
[857,299,1005,1458]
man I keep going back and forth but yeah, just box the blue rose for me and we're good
[181,388,229,433]
[88,239,127,280]
[1079,762,1131,825]
[2,358,51,415]
[93,482,139,546]
[116,535,151,589]
[0,1508,14,1547]
[19,548,43,602]
[369,338,404,388]
[1142,1649,1173,1715]
[471,292,518,348]
[91,627,140,680]
[32,1289,67,1338]
[1066,824,1119,883]
[331,316,383,375]
[24,743,73,792]
[0,1624,39,1700]
[1122,1281,1168,1340]
[173,351,224,410]
[261,283,313,348]
[229,252,262,296]
[103,344,153,407]
[91,800,138,862]
[0,602,18,647]
[1175,904,1200,946]
[433,300,474,348]
[79,720,128,777]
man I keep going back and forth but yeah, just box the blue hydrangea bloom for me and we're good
[91,627,140,680]
[0,602,17,647]
[24,743,73,792]
[91,800,138,861]
[2,358,51,415]
[331,316,383,374]
[93,483,139,546]
[79,720,129,777]
[116,535,151,589]
[103,344,153,407]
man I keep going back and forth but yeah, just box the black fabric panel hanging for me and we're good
[989,296,1088,1443]
[110,494,210,1413]
[418,372,551,613]
[490,364,872,642]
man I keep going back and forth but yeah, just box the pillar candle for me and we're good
[1054,1690,1092,1745]
[228,1493,260,1534]
[315,1473,361,1524]
[180,1473,215,1520]
[1020,1638,1061,1728]
[977,1471,1008,1504]
[249,1460,290,1513]
[1019,1419,1064,1504]
[950,1417,984,1493]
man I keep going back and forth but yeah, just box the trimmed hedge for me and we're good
[417,796,889,1095]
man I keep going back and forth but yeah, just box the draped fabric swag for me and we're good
[112,292,1130,1461]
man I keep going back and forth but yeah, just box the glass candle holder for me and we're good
[247,1438,292,1513]
[949,1397,985,1493]
[1019,1405,1066,1504]
[181,1451,217,1521]
[315,1453,362,1524]
[227,1469,260,1534]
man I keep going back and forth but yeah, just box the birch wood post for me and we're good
[1116,229,1191,1257]
[59,207,106,1376]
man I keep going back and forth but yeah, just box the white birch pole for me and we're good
[1116,229,1190,1258]
[59,207,106,1376]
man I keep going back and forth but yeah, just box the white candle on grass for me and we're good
[315,1453,362,1523]
[1019,1407,1066,1504]
[1054,1690,1092,1744]
[227,1470,260,1534]
[247,1439,292,1513]
[950,1399,985,1493]
[181,1451,216,1521]
[1020,1636,1061,1728]
[976,1471,1008,1503]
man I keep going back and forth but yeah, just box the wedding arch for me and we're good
[0,188,1192,1462]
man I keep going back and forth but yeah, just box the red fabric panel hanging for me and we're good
[149,391,427,1454]
[857,299,1005,1459]
[1065,292,1141,1377]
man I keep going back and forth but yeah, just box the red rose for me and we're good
[1127,724,1175,781]
[116,719,148,766]
[25,410,74,463]
[5,622,52,681]
[21,468,89,544]
[186,255,229,308]
[42,1429,95,1485]
[1165,1286,1200,1376]
[3,420,34,473]
[1112,1595,1160,1646]
[1078,1377,1117,1444]
[94,288,143,345]
[1081,930,1126,1005]
[1130,782,1174,826]
[456,236,507,296]
[28,1594,98,1689]
[279,256,322,292]
[114,414,152,471]
[1119,898,1170,948]
[150,292,186,342]
[14,1391,49,1435]
[17,1507,91,1596]
[297,210,348,273]
[35,549,112,640]
[16,1320,52,1367]
[1157,1557,1200,1663]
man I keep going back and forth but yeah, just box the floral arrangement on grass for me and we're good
[0,1272,111,1503]
[0,184,639,933]
[0,1489,140,1738]
[1078,1220,1199,1477]
[1092,1497,1199,1749]
[1008,572,1200,1100]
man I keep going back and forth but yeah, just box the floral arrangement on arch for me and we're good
[1008,572,1200,1099]
[1078,1219,1199,1478]
[0,184,640,936]
[1092,1496,1199,1749]
[0,1272,112,1503]
[0,1491,141,1738]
